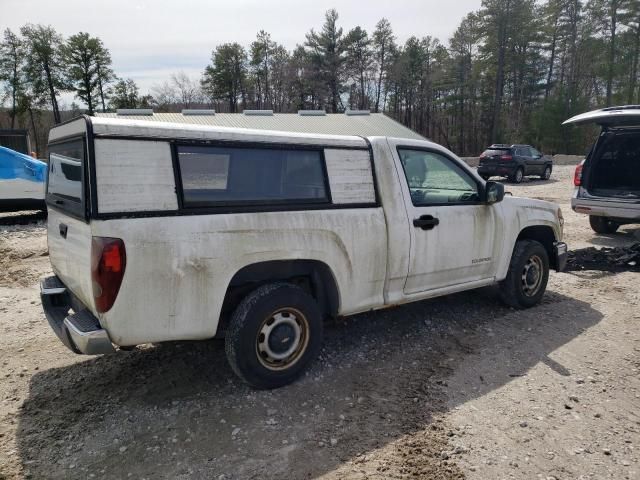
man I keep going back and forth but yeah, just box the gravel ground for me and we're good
[0,165,639,480]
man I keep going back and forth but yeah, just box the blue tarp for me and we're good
[0,146,47,182]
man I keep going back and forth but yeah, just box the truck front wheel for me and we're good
[225,282,323,389]
[499,240,549,309]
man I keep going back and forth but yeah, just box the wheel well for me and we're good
[218,260,340,335]
[517,226,557,269]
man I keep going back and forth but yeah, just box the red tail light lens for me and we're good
[91,237,126,313]
[500,154,513,161]
[574,160,585,186]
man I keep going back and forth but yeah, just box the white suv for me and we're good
[565,106,640,233]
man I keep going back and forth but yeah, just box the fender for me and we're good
[496,196,563,280]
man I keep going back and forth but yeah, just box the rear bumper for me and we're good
[40,276,115,355]
[477,164,517,177]
[554,242,568,272]
[572,191,640,221]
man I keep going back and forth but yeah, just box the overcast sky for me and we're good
[4,0,481,105]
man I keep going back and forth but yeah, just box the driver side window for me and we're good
[398,149,480,206]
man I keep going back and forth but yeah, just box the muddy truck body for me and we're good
[40,116,567,388]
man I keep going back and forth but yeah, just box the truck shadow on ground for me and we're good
[16,287,602,479]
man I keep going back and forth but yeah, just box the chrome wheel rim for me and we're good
[256,308,309,371]
[544,168,551,179]
[522,254,544,297]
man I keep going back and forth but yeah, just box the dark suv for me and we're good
[478,144,553,183]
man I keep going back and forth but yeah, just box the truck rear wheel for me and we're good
[499,240,549,309]
[225,282,323,389]
[589,215,619,234]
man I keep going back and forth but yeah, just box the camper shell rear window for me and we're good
[47,138,86,218]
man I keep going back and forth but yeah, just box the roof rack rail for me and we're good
[116,108,153,116]
[344,109,370,116]
[298,110,326,116]
[182,109,216,116]
[243,109,273,116]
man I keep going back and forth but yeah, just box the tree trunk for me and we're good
[44,63,61,124]
[629,23,640,104]
[606,1,618,106]
[98,75,107,112]
[545,16,559,100]
[491,0,510,143]
[374,45,385,113]
[28,106,39,157]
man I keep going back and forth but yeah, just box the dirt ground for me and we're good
[1,165,639,480]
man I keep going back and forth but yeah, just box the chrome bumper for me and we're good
[40,276,115,355]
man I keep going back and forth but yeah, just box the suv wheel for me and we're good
[225,282,323,389]
[499,240,549,309]
[589,215,619,234]
[541,165,552,180]
[511,167,524,184]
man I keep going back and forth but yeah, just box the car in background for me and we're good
[564,106,640,234]
[0,146,47,212]
[478,144,553,184]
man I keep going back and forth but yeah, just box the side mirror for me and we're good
[485,181,505,204]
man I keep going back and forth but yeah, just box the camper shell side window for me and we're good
[176,144,330,208]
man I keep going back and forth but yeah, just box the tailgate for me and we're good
[47,208,95,311]
[45,120,96,313]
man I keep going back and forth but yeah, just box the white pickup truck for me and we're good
[40,116,567,388]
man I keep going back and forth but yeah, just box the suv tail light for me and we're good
[91,237,126,313]
[574,160,585,186]
[500,154,513,161]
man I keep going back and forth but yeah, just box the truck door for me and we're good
[389,142,502,295]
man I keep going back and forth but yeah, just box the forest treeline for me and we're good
[2,0,640,156]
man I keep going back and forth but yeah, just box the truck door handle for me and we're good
[413,215,439,230]
[59,223,68,239]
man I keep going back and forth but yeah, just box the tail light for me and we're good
[574,160,585,186]
[91,237,126,313]
[500,154,513,161]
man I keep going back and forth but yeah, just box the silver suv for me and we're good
[564,106,640,234]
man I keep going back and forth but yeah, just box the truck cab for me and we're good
[41,116,567,389]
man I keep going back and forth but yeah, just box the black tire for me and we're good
[589,215,619,234]
[499,240,550,309]
[225,282,323,389]
[510,167,524,184]
[541,165,552,180]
